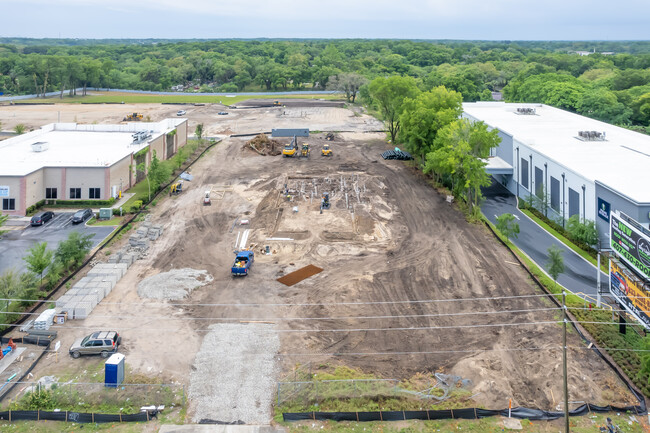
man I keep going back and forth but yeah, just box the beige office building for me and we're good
[0,119,187,216]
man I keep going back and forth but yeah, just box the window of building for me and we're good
[69,188,81,199]
[550,176,560,211]
[534,167,544,198]
[569,188,580,218]
[2,198,15,210]
[520,158,529,189]
[45,188,57,199]
[89,188,101,199]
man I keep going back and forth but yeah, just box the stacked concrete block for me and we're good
[119,253,135,267]
[129,234,150,249]
[73,302,92,319]
[107,251,123,263]
[34,309,56,330]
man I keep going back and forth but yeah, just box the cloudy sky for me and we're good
[0,0,647,40]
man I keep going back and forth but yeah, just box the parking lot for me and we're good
[0,212,116,274]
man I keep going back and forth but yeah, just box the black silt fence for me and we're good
[0,409,152,423]
[284,401,645,422]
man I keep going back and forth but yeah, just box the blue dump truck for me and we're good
[231,250,254,276]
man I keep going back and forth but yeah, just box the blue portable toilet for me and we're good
[105,353,125,388]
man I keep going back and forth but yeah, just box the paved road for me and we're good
[0,212,115,275]
[481,180,608,300]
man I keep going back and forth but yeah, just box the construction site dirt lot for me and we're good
[10,100,638,422]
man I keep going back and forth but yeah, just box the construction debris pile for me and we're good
[137,268,213,300]
[246,134,282,156]
[107,220,164,263]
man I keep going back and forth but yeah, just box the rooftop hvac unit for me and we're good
[131,130,152,143]
[516,107,536,115]
[577,130,606,141]
[31,142,49,152]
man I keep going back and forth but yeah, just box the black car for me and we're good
[30,211,54,226]
[218,111,228,115]
[72,208,93,224]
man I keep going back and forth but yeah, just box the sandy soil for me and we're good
[9,100,638,420]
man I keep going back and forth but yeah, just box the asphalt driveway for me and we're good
[481,180,608,300]
[0,212,115,275]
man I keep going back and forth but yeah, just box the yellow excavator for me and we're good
[123,113,143,121]
[273,100,281,107]
[300,143,310,158]
[321,144,333,157]
[282,136,298,157]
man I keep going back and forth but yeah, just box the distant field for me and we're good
[18,92,343,105]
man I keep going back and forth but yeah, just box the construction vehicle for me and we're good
[320,192,331,214]
[273,100,281,106]
[231,250,254,276]
[170,181,183,196]
[282,136,298,157]
[123,113,143,121]
[300,143,310,158]
[203,191,211,206]
[321,144,333,157]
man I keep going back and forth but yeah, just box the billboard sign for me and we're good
[610,260,650,329]
[610,213,650,280]
[0,186,9,197]
[597,197,610,222]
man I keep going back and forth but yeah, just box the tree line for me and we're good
[0,39,649,129]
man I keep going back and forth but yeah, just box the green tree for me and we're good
[14,123,26,134]
[147,150,171,193]
[367,76,420,143]
[566,215,598,246]
[23,242,53,288]
[0,270,20,312]
[546,245,565,289]
[327,73,368,103]
[195,123,204,141]
[496,213,520,242]
[54,231,94,271]
[399,86,463,163]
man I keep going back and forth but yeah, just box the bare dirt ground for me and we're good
[6,100,638,422]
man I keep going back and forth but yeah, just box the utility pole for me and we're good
[596,249,601,307]
[562,289,570,432]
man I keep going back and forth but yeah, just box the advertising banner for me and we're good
[610,260,650,329]
[597,198,610,222]
[610,213,650,280]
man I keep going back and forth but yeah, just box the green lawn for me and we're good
[19,92,343,105]
[87,216,124,226]
[518,208,607,273]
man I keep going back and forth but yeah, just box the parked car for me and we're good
[177,110,187,116]
[218,111,228,115]
[30,211,54,226]
[69,331,121,359]
[72,208,93,224]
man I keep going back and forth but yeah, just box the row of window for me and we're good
[2,188,101,211]
[46,188,101,200]
[521,158,580,217]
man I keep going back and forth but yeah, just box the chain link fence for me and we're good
[3,381,184,413]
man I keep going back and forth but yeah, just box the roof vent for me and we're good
[31,142,49,152]
[577,130,606,141]
[515,107,536,115]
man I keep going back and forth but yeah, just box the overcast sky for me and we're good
[0,0,647,40]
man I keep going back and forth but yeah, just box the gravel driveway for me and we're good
[189,323,280,423]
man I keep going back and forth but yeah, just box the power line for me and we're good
[0,292,562,308]
[0,306,561,321]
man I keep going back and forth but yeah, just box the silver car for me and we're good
[69,331,121,358]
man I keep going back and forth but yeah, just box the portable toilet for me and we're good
[105,353,125,388]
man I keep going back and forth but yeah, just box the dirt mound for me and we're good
[137,268,213,300]
[245,133,282,156]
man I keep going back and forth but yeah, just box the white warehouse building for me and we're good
[463,102,650,245]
